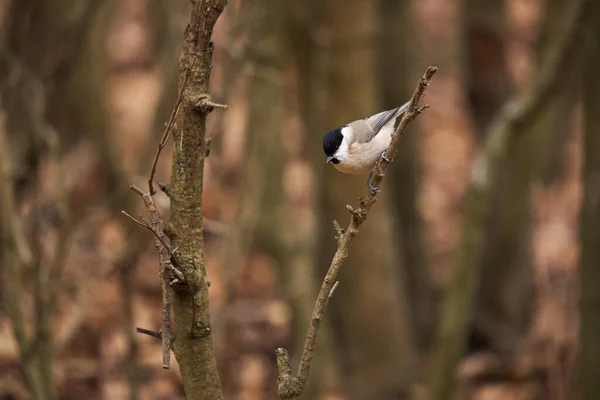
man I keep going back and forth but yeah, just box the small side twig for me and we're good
[275,66,437,399]
[328,281,339,300]
[123,183,199,367]
[121,210,149,230]
[193,93,228,113]
[332,220,344,240]
[148,58,196,196]
[136,327,163,340]
[136,327,176,350]
[123,184,179,369]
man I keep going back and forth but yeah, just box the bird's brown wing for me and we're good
[364,109,399,136]
[362,102,410,142]
[346,120,377,144]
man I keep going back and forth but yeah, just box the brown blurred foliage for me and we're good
[0,0,596,399]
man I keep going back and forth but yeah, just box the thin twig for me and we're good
[157,242,173,369]
[332,220,344,240]
[275,66,437,399]
[123,183,198,366]
[136,327,163,339]
[328,281,339,300]
[121,210,149,229]
[148,58,196,195]
[124,184,178,368]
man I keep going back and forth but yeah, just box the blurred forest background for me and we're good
[0,0,598,399]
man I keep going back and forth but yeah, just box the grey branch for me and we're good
[125,184,177,369]
[275,66,438,399]
[148,59,195,196]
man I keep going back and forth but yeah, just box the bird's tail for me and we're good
[366,100,411,133]
[394,100,411,117]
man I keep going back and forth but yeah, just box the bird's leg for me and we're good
[381,151,393,163]
[367,171,380,195]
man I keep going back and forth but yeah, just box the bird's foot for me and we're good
[367,171,380,195]
[381,151,393,163]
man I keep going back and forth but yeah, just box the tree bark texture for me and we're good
[168,1,227,399]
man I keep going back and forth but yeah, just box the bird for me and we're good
[322,101,410,194]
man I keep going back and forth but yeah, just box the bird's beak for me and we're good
[326,156,333,164]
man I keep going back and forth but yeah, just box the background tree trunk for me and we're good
[317,1,413,398]
[379,0,435,353]
[427,0,584,397]
[579,1,600,398]
[474,0,578,357]
[285,0,342,396]
[0,1,114,399]
[463,0,512,141]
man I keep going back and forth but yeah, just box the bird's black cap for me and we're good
[323,127,343,157]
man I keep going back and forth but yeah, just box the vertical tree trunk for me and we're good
[579,2,600,398]
[1,1,114,399]
[168,2,227,399]
[537,0,580,186]
[475,0,577,357]
[287,0,342,395]
[427,0,584,397]
[379,0,435,352]
[463,0,512,140]
[318,1,412,398]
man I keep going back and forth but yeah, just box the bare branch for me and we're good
[328,281,339,300]
[123,186,177,368]
[275,66,437,398]
[157,244,173,369]
[136,327,163,340]
[121,210,149,230]
[148,58,196,196]
[332,220,344,239]
[129,184,145,196]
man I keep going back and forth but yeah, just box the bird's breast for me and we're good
[333,162,368,174]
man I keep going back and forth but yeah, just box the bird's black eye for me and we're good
[331,158,340,164]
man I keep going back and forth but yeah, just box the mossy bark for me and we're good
[168,1,227,399]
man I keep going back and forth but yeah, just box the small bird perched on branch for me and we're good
[322,101,410,194]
